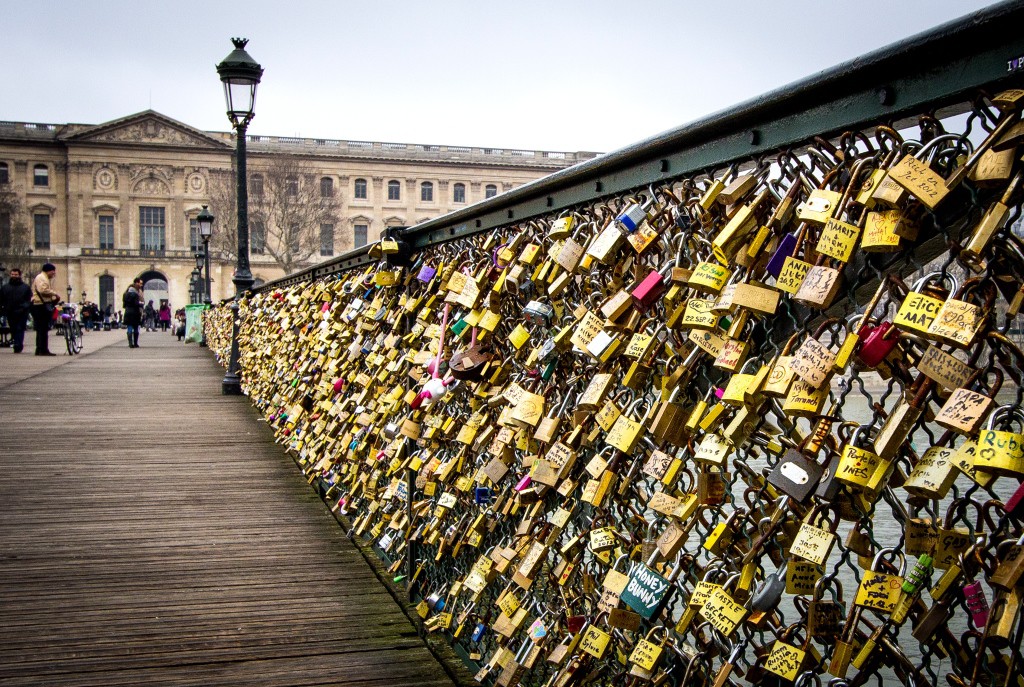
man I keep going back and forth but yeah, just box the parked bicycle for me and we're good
[59,305,83,355]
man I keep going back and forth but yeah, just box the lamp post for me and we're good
[197,205,214,305]
[190,268,202,304]
[216,37,262,395]
[197,205,214,347]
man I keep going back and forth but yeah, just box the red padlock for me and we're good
[856,320,900,368]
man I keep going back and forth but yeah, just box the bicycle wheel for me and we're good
[64,322,74,355]
[71,321,83,354]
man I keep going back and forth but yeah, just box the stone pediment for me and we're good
[64,111,230,149]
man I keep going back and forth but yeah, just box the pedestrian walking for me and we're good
[30,263,60,356]
[159,302,171,332]
[144,300,156,332]
[1,267,32,353]
[123,279,144,348]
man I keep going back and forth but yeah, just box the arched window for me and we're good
[354,178,367,199]
[320,176,334,197]
[387,180,401,201]
[33,164,49,187]
[420,181,433,202]
[453,183,466,203]
[485,184,498,199]
[0,162,8,184]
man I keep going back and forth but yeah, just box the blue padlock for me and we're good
[474,487,493,505]
[471,623,487,642]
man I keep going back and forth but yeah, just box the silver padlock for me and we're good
[524,300,555,327]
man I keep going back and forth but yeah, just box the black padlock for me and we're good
[767,449,823,504]
[382,226,412,267]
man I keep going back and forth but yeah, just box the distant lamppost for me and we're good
[66,284,72,303]
[189,268,202,304]
[197,205,214,306]
[82,291,86,303]
[216,37,263,395]
[196,205,214,347]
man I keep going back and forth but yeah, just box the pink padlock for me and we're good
[856,321,900,368]
[630,266,669,311]
[514,474,532,492]
[963,579,990,627]
[1005,480,1024,519]
[332,378,345,394]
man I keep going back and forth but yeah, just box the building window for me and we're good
[354,178,367,199]
[320,223,334,256]
[485,184,498,199]
[420,182,433,202]
[33,164,49,187]
[251,220,266,254]
[320,177,334,197]
[354,224,368,248]
[0,162,8,184]
[286,176,298,197]
[387,180,401,201]
[453,183,466,203]
[34,214,50,249]
[139,206,166,251]
[250,174,263,197]
[189,218,201,253]
[0,213,10,248]
[99,215,115,250]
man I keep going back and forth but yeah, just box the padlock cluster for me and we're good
[207,88,1024,687]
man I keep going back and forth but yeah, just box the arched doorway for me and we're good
[137,269,169,314]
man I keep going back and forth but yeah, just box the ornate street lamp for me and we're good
[66,284,72,303]
[216,37,262,395]
[196,205,215,347]
[197,205,214,306]
[190,268,202,304]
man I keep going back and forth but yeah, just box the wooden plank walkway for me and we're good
[0,329,459,687]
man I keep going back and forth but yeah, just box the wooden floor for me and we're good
[0,329,457,687]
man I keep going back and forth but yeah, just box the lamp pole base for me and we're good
[222,373,243,395]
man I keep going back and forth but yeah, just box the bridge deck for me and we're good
[0,329,456,687]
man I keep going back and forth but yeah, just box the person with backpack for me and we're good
[123,279,143,348]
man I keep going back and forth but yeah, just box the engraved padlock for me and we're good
[974,404,1024,478]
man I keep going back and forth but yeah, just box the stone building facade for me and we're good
[0,110,592,312]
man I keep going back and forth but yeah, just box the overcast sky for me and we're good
[2,0,1002,153]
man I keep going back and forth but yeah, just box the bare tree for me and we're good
[251,158,340,274]
[207,167,238,260]
[0,179,31,273]
[209,156,341,275]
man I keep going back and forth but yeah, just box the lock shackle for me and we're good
[911,270,959,298]
[916,131,971,163]
[870,547,907,576]
[811,316,849,342]
[986,402,1024,431]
